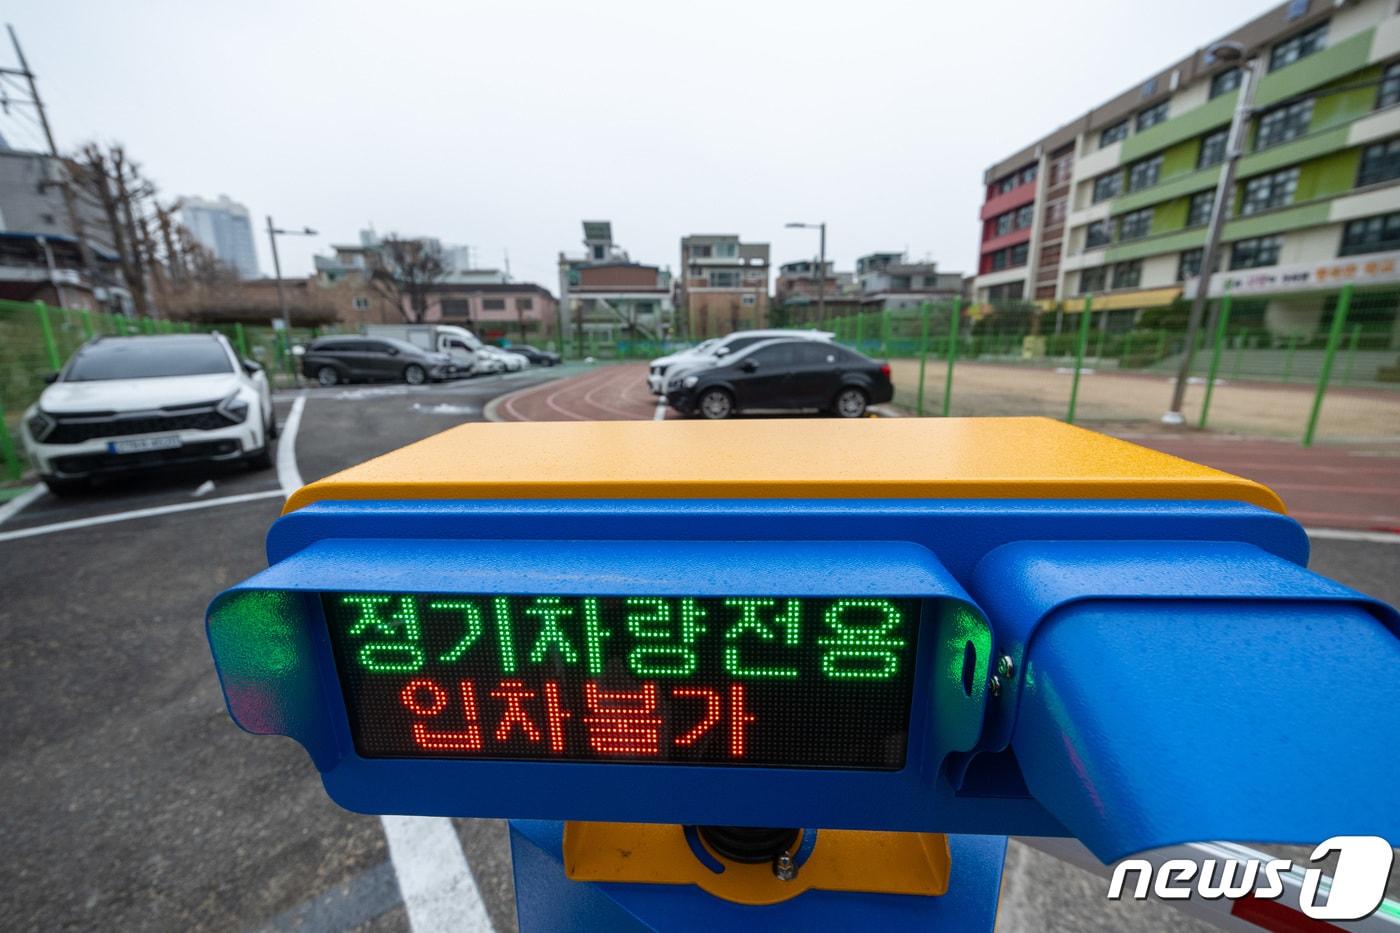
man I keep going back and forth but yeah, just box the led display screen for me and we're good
[323,593,921,769]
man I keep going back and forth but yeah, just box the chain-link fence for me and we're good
[821,285,1400,444]
[0,299,337,480]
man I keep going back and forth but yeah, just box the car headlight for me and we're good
[26,409,55,442]
[217,392,250,424]
[682,375,699,388]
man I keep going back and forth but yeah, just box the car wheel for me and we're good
[317,366,339,387]
[697,388,734,420]
[833,386,869,418]
[41,475,88,497]
[404,364,427,385]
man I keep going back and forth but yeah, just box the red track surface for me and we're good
[495,363,668,422]
[1110,432,1400,533]
[495,363,1400,532]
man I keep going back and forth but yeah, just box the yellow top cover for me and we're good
[285,416,1285,513]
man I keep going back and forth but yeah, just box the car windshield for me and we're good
[65,339,233,381]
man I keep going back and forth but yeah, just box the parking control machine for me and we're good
[207,417,1400,929]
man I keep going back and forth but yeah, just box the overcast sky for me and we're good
[5,0,1268,291]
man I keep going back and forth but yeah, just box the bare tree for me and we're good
[73,143,158,316]
[377,236,445,323]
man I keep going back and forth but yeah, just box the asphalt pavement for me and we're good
[0,362,1395,932]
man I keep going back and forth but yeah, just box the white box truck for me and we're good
[362,324,498,376]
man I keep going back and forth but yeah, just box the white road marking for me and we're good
[193,480,216,498]
[381,815,493,933]
[0,485,45,527]
[277,393,307,495]
[0,489,285,543]
[654,398,667,420]
[272,388,490,931]
[1307,527,1400,545]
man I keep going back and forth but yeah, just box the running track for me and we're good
[494,363,1400,532]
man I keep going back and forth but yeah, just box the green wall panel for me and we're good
[1152,196,1190,234]
[1160,137,1200,176]
[1120,94,1234,162]
[1105,228,1208,262]
[1294,147,1363,200]
[1252,28,1376,109]
[1221,201,1332,241]
[1114,164,1220,213]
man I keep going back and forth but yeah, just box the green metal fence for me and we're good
[819,288,1399,444]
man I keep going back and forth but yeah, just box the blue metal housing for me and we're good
[206,498,1400,862]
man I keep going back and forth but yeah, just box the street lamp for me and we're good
[266,216,318,384]
[786,221,827,324]
[1163,42,1259,425]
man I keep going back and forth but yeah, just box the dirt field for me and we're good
[890,359,1400,443]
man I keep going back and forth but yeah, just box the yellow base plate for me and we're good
[562,822,951,906]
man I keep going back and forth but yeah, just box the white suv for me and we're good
[22,333,276,495]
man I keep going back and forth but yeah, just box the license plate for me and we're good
[108,435,183,454]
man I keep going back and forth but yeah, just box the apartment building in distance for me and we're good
[180,195,259,279]
[677,234,769,337]
[559,221,674,346]
[972,0,1400,340]
[856,252,964,309]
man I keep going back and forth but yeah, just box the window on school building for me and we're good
[1209,68,1241,99]
[1240,167,1300,215]
[1358,137,1400,187]
[1187,189,1215,227]
[1079,267,1107,293]
[1135,100,1169,132]
[483,298,506,310]
[1269,20,1327,72]
[987,282,1025,301]
[1178,248,1204,281]
[1198,128,1228,168]
[1339,211,1400,257]
[1110,260,1142,290]
[1100,120,1129,148]
[1229,235,1282,269]
[1127,154,1163,192]
[1117,208,1153,241]
[1092,171,1122,203]
[1379,62,1400,109]
[1255,98,1313,149]
[515,297,533,310]
[1086,219,1112,248]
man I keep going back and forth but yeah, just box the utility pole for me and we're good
[4,24,101,308]
[266,216,317,384]
[1164,44,1259,424]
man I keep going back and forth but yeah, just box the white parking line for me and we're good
[0,485,45,527]
[381,816,493,933]
[1307,527,1400,545]
[0,489,286,543]
[653,398,667,421]
[277,393,307,495]
[273,387,491,932]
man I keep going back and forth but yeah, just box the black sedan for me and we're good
[301,336,457,386]
[504,344,561,366]
[665,338,892,419]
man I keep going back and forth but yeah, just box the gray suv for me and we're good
[302,336,457,386]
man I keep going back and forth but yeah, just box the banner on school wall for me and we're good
[1182,251,1400,299]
